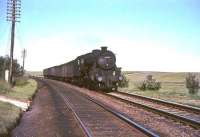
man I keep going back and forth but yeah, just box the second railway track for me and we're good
[66,82,200,136]
[108,91,200,129]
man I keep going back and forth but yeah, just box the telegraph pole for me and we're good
[22,49,26,74]
[7,0,21,84]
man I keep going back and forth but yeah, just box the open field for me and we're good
[119,71,200,107]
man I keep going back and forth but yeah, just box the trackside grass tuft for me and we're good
[0,102,21,137]
[119,71,200,107]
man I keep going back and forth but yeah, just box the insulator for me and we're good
[6,19,20,22]
[6,0,21,22]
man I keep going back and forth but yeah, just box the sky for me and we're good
[0,0,200,72]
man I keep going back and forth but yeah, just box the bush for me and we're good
[119,75,129,88]
[137,82,146,90]
[137,75,161,91]
[186,73,199,94]
[0,55,23,78]
[146,81,161,90]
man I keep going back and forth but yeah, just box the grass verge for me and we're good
[0,102,21,137]
[0,78,37,101]
[0,77,37,136]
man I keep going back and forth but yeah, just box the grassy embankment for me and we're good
[0,78,37,136]
[119,71,200,107]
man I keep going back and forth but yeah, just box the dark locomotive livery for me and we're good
[43,47,123,91]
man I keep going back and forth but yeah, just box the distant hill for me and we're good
[26,71,43,76]
[122,71,200,83]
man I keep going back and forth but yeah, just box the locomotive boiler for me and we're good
[43,47,123,91]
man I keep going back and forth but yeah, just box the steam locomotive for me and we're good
[43,47,123,91]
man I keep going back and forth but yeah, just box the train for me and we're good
[43,47,123,91]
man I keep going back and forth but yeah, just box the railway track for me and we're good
[47,80,160,137]
[108,91,200,129]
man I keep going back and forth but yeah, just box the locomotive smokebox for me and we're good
[101,46,107,52]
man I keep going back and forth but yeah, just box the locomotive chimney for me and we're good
[101,46,107,52]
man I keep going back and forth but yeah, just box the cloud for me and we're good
[100,35,200,72]
[8,32,200,72]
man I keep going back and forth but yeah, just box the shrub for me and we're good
[186,73,199,94]
[137,75,161,91]
[119,75,129,88]
[0,55,23,78]
[146,81,161,90]
[137,82,146,90]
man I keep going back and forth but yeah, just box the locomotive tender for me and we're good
[43,47,123,91]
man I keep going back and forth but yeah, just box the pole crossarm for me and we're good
[7,0,21,23]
